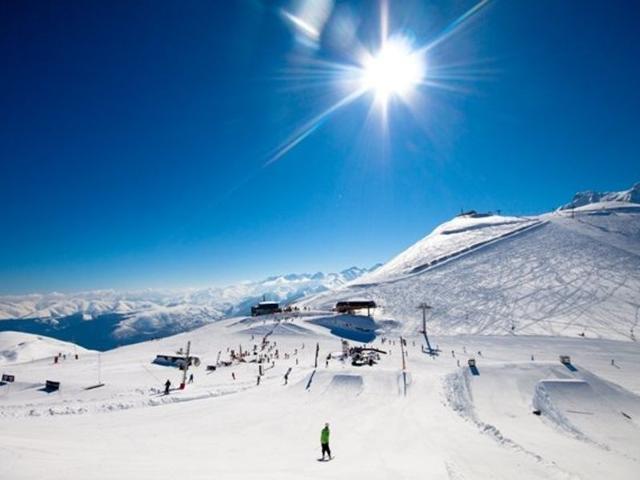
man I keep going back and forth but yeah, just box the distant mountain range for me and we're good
[560,182,640,210]
[0,265,380,349]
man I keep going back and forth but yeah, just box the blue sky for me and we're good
[1,0,639,294]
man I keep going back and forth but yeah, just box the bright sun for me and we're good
[360,36,425,103]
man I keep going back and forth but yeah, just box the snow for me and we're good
[0,331,92,365]
[0,317,638,479]
[299,202,640,341]
[355,213,539,284]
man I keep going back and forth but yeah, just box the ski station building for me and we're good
[251,301,282,316]
[334,300,377,316]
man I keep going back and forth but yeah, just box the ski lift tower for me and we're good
[179,341,191,390]
[418,303,438,356]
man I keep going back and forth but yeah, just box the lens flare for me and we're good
[260,0,492,168]
[360,36,425,103]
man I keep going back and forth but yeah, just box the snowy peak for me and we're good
[355,213,539,284]
[560,182,640,210]
[340,265,381,281]
[263,266,376,285]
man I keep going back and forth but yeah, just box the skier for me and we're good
[164,379,171,395]
[188,373,194,384]
[320,423,332,460]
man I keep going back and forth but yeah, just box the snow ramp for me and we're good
[323,374,364,396]
[293,370,363,395]
[445,362,640,478]
[533,377,640,458]
[296,369,401,398]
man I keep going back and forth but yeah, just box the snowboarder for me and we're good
[164,379,171,395]
[320,423,331,460]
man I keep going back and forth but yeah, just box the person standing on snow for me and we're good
[164,379,171,395]
[320,423,331,460]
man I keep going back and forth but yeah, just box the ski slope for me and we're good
[300,203,640,341]
[0,331,92,365]
[356,213,541,284]
[0,316,639,479]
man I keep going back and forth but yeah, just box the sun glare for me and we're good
[266,0,493,166]
[360,37,425,103]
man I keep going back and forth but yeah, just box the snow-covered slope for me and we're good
[356,213,541,284]
[0,331,92,365]
[0,316,638,480]
[299,197,640,341]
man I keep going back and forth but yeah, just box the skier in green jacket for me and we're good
[320,423,331,460]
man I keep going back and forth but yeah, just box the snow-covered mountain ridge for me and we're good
[0,266,376,322]
[299,184,640,341]
[560,182,640,210]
